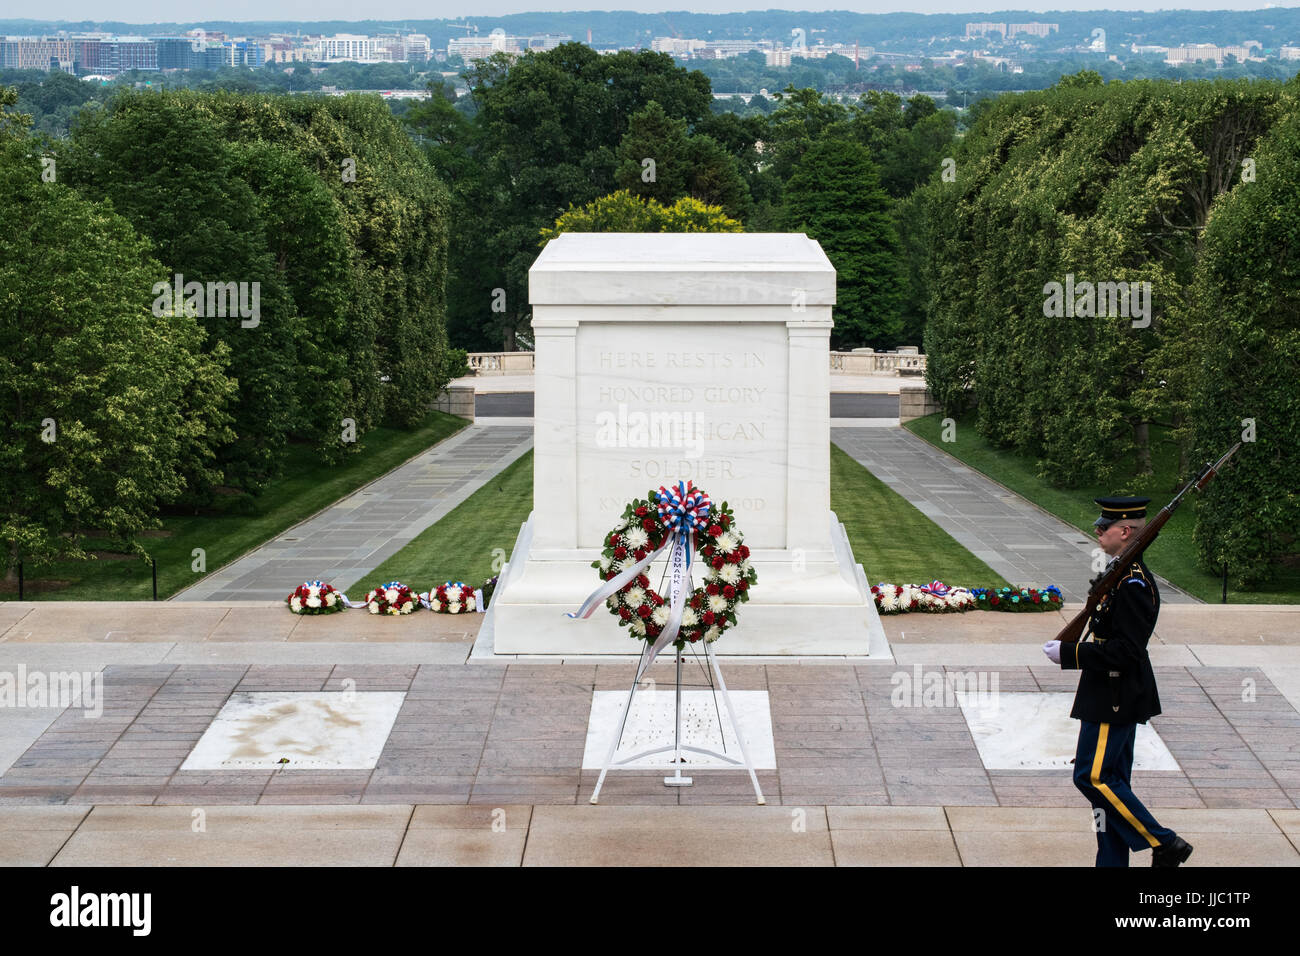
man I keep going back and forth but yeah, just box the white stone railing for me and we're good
[830,349,927,375]
[466,349,924,376]
[467,352,536,375]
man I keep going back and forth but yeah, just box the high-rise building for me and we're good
[67,37,157,74]
[317,34,386,62]
[106,38,157,72]
[211,39,263,67]
[527,34,571,51]
[1008,23,1058,38]
[153,36,201,70]
[1165,42,1261,65]
[652,37,706,55]
[704,40,761,57]
[0,37,74,71]
[403,34,431,62]
[448,29,518,62]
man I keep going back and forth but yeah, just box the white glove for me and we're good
[1042,640,1062,665]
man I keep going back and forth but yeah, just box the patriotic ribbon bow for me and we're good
[656,480,711,533]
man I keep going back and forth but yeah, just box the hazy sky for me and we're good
[18,2,1300,25]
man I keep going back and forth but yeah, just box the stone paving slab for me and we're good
[0,606,31,633]
[879,604,1300,647]
[0,807,89,865]
[832,828,962,865]
[0,603,481,645]
[49,805,412,866]
[521,805,834,866]
[830,427,1197,604]
[4,803,1293,866]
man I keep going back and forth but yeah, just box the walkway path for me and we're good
[172,422,532,603]
[831,427,1198,604]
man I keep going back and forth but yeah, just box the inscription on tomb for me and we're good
[578,329,789,546]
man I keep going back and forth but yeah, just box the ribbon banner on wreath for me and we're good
[567,480,757,682]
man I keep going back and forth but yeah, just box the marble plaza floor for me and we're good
[0,602,1297,865]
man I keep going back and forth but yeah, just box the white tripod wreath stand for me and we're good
[589,637,765,805]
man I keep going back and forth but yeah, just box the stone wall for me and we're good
[431,383,476,420]
[898,384,942,422]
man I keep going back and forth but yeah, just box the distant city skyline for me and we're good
[13,2,1300,26]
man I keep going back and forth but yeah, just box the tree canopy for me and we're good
[0,88,234,580]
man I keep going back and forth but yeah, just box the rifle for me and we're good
[1055,442,1242,644]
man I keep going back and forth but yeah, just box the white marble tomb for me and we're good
[487,233,882,656]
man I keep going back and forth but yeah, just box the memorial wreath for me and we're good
[362,581,420,615]
[431,581,474,614]
[286,580,345,614]
[570,480,757,651]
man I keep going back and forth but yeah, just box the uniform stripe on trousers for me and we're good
[1091,723,1160,848]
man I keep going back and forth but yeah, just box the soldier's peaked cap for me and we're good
[1094,496,1151,528]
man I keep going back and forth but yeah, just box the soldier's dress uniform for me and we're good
[1060,497,1180,867]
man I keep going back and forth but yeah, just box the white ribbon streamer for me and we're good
[635,530,694,682]
[566,535,673,619]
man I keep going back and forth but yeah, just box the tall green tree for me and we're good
[614,101,751,221]
[615,101,692,204]
[782,139,904,349]
[0,88,234,582]
[1188,106,1300,586]
[462,43,712,349]
[203,91,454,429]
[60,90,301,499]
[852,92,958,198]
[920,75,1285,488]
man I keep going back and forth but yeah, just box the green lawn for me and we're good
[905,412,1300,604]
[8,411,469,601]
[368,446,1011,592]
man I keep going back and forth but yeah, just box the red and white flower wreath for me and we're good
[589,483,757,648]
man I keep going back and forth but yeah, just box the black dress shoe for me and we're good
[1152,835,1193,867]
